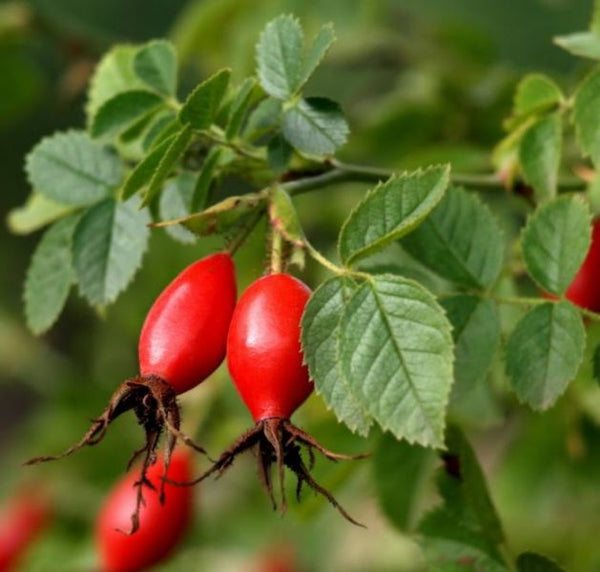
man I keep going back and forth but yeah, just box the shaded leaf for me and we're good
[133,40,177,96]
[574,69,600,166]
[267,134,293,173]
[517,552,565,572]
[243,97,282,140]
[179,68,230,130]
[191,147,222,211]
[159,172,197,244]
[299,23,336,89]
[225,78,256,140]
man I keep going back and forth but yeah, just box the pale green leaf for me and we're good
[301,277,372,435]
[574,69,600,165]
[339,275,454,447]
[73,199,150,306]
[513,74,564,118]
[282,97,348,157]
[26,131,123,206]
[7,193,74,235]
[340,166,450,266]
[256,14,304,99]
[90,90,164,139]
[554,32,600,60]
[299,23,336,89]
[133,40,177,96]
[505,301,586,410]
[402,186,504,290]
[179,68,230,130]
[517,553,565,572]
[518,114,562,201]
[521,196,592,295]
[225,78,256,140]
[159,172,197,244]
[24,215,79,334]
[373,433,434,531]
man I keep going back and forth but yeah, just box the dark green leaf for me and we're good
[159,172,197,244]
[282,97,348,157]
[301,277,372,435]
[521,196,592,296]
[574,69,600,166]
[402,186,504,290]
[26,131,123,206]
[505,301,586,410]
[133,40,177,96]
[517,552,566,572]
[373,433,433,531]
[73,199,150,306]
[191,147,222,211]
[24,215,79,334]
[225,78,256,140]
[179,68,230,130]
[90,90,164,139]
[339,275,454,447]
[593,344,600,385]
[340,166,450,266]
[267,134,293,173]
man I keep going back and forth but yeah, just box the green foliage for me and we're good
[521,196,592,295]
[178,69,231,129]
[512,74,564,120]
[225,78,257,141]
[505,301,586,410]
[574,69,600,166]
[133,40,178,96]
[402,186,504,290]
[7,193,74,235]
[159,172,198,244]
[516,553,565,571]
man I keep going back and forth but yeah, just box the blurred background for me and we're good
[1,0,599,570]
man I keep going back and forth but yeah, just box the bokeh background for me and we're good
[1,0,599,570]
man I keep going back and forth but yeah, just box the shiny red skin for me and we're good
[0,490,51,572]
[139,253,237,395]
[565,219,600,312]
[96,451,194,572]
[227,273,313,421]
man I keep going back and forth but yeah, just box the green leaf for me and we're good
[73,199,150,306]
[24,215,79,334]
[282,97,349,157]
[141,112,177,151]
[7,193,74,235]
[159,172,197,244]
[593,344,600,385]
[121,134,174,200]
[505,301,586,410]
[339,166,449,267]
[179,68,230,130]
[513,74,564,119]
[191,147,222,211]
[256,14,304,100]
[243,98,282,140]
[574,69,600,166]
[225,78,256,140]
[142,124,194,206]
[269,187,304,246]
[26,131,123,206]
[299,23,336,90]
[521,196,592,296]
[441,296,500,402]
[301,277,372,435]
[402,186,504,290]
[518,114,562,202]
[373,433,434,531]
[339,275,454,447]
[86,46,147,124]
[516,553,565,572]
[90,90,164,139]
[554,32,600,60]
[133,40,177,96]
[267,134,294,173]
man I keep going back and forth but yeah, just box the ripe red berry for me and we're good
[139,252,237,395]
[227,273,313,421]
[97,451,194,572]
[565,219,600,312]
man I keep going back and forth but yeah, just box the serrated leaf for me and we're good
[513,74,564,118]
[7,193,74,235]
[282,97,348,157]
[339,275,454,447]
[159,172,197,244]
[121,134,174,200]
[225,78,256,140]
[269,186,304,246]
[191,147,222,211]
[133,40,177,96]
[90,90,164,139]
[402,186,504,290]
[26,131,123,206]
[141,112,177,151]
[24,215,79,334]
[516,553,565,572]
[505,301,586,410]
[73,199,150,306]
[267,134,293,173]
[299,23,336,89]
[554,32,600,60]
[339,166,450,267]
[521,196,592,295]
[301,277,372,435]
[518,114,562,202]
[179,68,230,130]
[87,46,147,124]
[574,69,600,166]
[243,97,282,140]
[441,296,500,402]
[142,124,194,206]
[373,433,434,531]
[256,14,304,100]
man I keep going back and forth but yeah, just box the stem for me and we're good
[270,228,284,274]
[205,127,265,161]
[226,210,263,256]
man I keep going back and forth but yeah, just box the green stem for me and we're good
[270,227,284,274]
